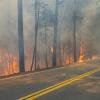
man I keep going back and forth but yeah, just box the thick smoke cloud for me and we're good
[0,0,100,76]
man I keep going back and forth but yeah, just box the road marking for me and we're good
[18,68,100,100]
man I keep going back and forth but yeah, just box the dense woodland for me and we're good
[0,0,100,76]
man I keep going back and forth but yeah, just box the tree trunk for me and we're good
[44,22,48,68]
[30,47,35,71]
[52,0,58,67]
[34,0,40,71]
[73,0,77,63]
[18,0,25,72]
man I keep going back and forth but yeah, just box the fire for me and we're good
[50,47,54,54]
[78,45,85,63]
[92,55,98,60]
[4,53,18,75]
[65,56,73,64]
[0,49,18,76]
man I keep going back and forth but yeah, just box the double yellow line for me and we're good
[19,68,100,100]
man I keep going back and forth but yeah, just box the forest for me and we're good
[0,0,100,76]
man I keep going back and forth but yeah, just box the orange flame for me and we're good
[4,54,18,75]
[91,55,99,60]
[78,45,84,63]
[50,47,54,54]
[65,56,73,64]
[0,50,18,76]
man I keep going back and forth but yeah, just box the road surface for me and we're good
[0,62,100,100]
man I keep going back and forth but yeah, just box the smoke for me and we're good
[80,0,100,55]
[0,0,100,76]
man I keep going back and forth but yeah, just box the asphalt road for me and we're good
[0,62,100,100]
[37,70,100,100]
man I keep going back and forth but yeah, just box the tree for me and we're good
[18,0,25,72]
[52,0,59,67]
[72,0,77,63]
[30,3,55,70]
[42,6,49,68]
[72,0,83,63]
[52,0,64,67]
[30,0,40,71]
[41,6,54,68]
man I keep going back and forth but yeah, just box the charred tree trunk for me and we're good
[34,2,40,71]
[73,15,77,62]
[44,22,48,68]
[31,0,40,71]
[52,0,58,67]
[18,0,25,72]
[73,0,77,63]
[30,47,35,71]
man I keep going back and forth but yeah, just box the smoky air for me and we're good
[0,0,100,76]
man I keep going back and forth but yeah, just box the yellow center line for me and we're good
[18,68,100,100]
